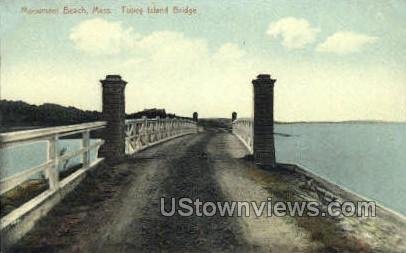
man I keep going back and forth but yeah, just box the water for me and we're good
[1,123,405,215]
[0,139,100,179]
[275,123,406,215]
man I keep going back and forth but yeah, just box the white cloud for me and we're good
[136,31,209,65]
[69,18,136,55]
[266,17,319,49]
[66,19,254,116]
[213,43,246,60]
[316,31,378,54]
[6,18,403,121]
[120,32,252,117]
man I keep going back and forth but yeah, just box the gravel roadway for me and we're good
[15,128,389,253]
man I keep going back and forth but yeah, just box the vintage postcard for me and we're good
[0,1,405,252]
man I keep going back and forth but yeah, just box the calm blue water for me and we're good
[0,139,100,179]
[275,123,406,215]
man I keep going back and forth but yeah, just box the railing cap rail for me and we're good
[0,121,106,144]
[125,118,196,124]
[233,118,252,122]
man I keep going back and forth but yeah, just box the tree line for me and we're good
[0,100,192,130]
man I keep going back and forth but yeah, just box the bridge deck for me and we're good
[11,129,406,252]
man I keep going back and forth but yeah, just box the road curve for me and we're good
[12,129,314,253]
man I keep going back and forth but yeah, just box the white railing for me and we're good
[125,117,198,154]
[0,122,106,230]
[232,118,253,153]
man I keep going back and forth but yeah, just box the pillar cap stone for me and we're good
[252,74,276,86]
[257,74,271,79]
[100,75,127,86]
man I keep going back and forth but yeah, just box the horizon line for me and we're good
[2,99,405,124]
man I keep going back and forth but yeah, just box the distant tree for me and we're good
[0,100,193,130]
[0,100,103,127]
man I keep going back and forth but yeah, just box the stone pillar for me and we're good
[232,112,237,122]
[99,75,127,164]
[193,112,198,122]
[252,74,276,168]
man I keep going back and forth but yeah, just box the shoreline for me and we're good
[290,162,406,220]
[246,162,406,252]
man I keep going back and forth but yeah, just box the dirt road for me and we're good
[12,129,406,253]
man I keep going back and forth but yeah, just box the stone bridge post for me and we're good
[232,112,237,122]
[252,74,276,168]
[99,75,127,164]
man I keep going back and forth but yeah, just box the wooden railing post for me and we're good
[99,75,127,164]
[47,135,59,190]
[176,120,180,135]
[156,116,161,141]
[82,130,90,167]
[172,119,175,136]
[143,116,149,145]
[163,118,167,138]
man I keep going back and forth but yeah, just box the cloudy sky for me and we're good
[1,0,405,121]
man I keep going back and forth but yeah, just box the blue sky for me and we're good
[1,0,405,121]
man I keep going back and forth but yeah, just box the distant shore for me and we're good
[201,117,406,124]
[275,120,406,124]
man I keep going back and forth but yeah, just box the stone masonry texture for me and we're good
[252,74,276,168]
[99,75,127,164]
